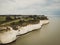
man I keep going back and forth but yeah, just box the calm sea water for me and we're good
[6,15,60,45]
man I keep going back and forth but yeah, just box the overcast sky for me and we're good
[0,0,60,15]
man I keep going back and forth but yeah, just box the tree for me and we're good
[6,16,12,21]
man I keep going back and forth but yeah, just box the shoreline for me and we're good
[0,20,49,44]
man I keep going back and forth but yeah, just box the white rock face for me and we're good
[0,20,49,44]
[0,27,18,44]
[18,20,49,35]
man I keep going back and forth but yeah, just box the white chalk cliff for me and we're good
[0,20,49,44]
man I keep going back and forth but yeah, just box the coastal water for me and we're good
[6,15,60,45]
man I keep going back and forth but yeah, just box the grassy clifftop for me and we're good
[0,15,48,30]
[0,15,48,26]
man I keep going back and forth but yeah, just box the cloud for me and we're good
[0,0,60,15]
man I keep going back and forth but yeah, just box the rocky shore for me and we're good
[0,15,49,44]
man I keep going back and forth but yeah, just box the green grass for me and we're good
[0,16,6,22]
[0,15,48,27]
[1,19,20,26]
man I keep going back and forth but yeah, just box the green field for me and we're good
[0,15,48,26]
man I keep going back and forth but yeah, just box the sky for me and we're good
[0,0,60,15]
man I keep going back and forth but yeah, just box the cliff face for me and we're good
[0,15,49,44]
